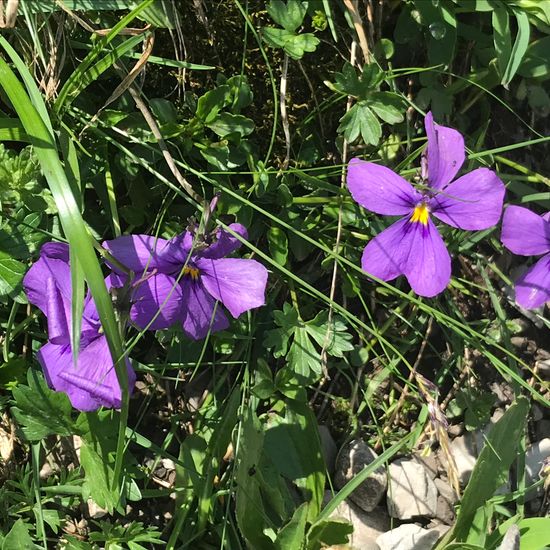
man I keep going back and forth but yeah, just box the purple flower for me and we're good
[23,243,136,411]
[501,205,550,309]
[103,224,268,340]
[347,112,505,297]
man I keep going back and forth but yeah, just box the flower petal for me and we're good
[361,217,451,297]
[37,337,136,411]
[45,277,70,345]
[514,253,550,309]
[197,257,268,318]
[425,111,465,190]
[180,280,229,340]
[200,224,249,259]
[130,273,183,330]
[501,206,550,256]
[404,219,451,297]
[24,248,72,313]
[347,158,419,215]
[103,235,177,273]
[361,218,412,282]
[430,168,505,230]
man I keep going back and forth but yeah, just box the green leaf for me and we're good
[501,9,530,87]
[11,370,75,441]
[368,94,405,124]
[137,0,176,28]
[267,226,289,266]
[252,358,276,399]
[338,102,382,145]
[447,388,496,431]
[0,251,26,299]
[2,519,38,550]
[487,518,550,550]
[0,34,128,492]
[235,410,277,550]
[275,502,308,550]
[451,396,529,542]
[76,411,121,514]
[493,4,512,77]
[267,0,307,31]
[207,113,254,138]
[306,519,353,550]
[0,118,27,142]
[264,399,325,521]
[196,85,231,124]
[518,36,550,79]
[414,0,457,67]
[226,75,254,111]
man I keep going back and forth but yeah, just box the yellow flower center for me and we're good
[410,203,429,225]
[183,266,200,280]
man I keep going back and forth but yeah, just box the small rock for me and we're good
[387,458,438,519]
[531,404,544,422]
[447,423,463,438]
[319,425,338,475]
[415,453,438,480]
[434,478,458,505]
[535,348,550,361]
[535,419,550,441]
[435,495,455,525]
[535,359,550,379]
[425,520,451,538]
[87,499,108,519]
[325,492,389,550]
[489,382,514,405]
[510,336,527,349]
[448,432,477,485]
[448,410,506,486]
[525,438,550,501]
[497,524,520,550]
[376,523,440,550]
[334,439,387,512]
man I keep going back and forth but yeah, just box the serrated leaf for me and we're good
[267,0,306,32]
[2,519,38,550]
[262,27,319,59]
[287,328,321,377]
[327,62,382,99]
[305,312,354,358]
[11,370,75,441]
[369,94,405,124]
[338,102,381,145]
[283,33,320,60]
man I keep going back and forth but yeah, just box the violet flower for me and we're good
[501,205,550,309]
[347,112,505,297]
[103,224,268,340]
[23,242,136,411]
